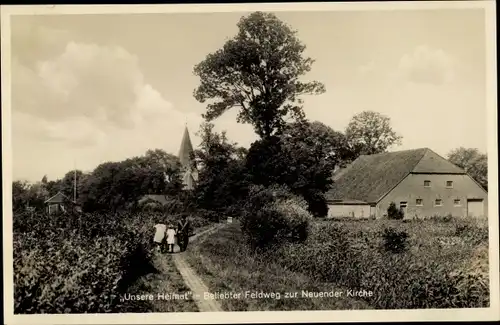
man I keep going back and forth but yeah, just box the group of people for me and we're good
[153,214,191,253]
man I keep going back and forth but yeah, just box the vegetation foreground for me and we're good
[185,217,490,310]
[13,211,211,314]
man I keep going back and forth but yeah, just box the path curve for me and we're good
[172,224,225,312]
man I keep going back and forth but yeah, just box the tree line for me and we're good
[12,11,487,217]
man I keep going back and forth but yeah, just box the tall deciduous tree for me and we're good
[12,180,30,212]
[345,111,402,156]
[194,122,250,212]
[284,121,354,167]
[45,180,62,197]
[77,150,183,212]
[245,121,349,217]
[193,11,325,139]
[60,170,85,201]
[447,147,488,190]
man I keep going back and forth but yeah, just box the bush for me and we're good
[240,185,312,250]
[195,209,221,223]
[382,227,409,253]
[302,190,329,218]
[454,219,489,245]
[387,202,404,220]
[275,197,312,242]
[189,213,213,229]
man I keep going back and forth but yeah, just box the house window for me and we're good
[454,199,461,206]
[435,199,443,206]
[416,199,423,206]
[424,180,431,187]
[446,181,453,188]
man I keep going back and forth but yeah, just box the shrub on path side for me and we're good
[240,185,312,250]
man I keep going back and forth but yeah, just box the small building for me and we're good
[45,191,79,214]
[325,148,488,219]
[137,194,171,209]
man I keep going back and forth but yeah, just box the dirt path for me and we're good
[172,224,225,312]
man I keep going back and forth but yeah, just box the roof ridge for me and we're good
[429,149,466,173]
[411,148,466,174]
[374,149,427,203]
[366,148,427,157]
[409,147,430,173]
[44,191,69,203]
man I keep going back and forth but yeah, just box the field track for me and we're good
[172,224,226,312]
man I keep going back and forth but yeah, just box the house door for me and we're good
[467,199,484,217]
[399,201,408,218]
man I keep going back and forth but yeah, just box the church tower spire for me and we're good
[178,124,197,190]
[179,125,194,169]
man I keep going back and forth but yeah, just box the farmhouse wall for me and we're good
[377,173,488,219]
[327,204,371,219]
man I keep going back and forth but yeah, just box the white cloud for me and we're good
[357,60,377,76]
[11,22,72,67]
[10,41,208,181]
[10,36,259,182]
[397,45,456,85]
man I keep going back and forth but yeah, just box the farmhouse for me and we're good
[45,191,80,214]
[326,148,488,219]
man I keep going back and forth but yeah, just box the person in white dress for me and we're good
[166,224,177,253]
[153,223,167,253]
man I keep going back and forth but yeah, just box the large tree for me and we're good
[284,121,354,167]
[447,147,488,190]
[194,122,250,212]
[245,121,349,217]
[15,181,49,212]
[345,111,402,156]
[77,150,183,212]
[12,180,30,212]
[60,170,85,201]
[193,11,325,139]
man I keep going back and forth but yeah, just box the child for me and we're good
[166,224,177,253]
[153,222,166,253]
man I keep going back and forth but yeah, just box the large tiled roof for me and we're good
[325,148,465,203]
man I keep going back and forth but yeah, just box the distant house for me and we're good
[325,148,488,219]
[138,194,171,207]
[45,191,80,214]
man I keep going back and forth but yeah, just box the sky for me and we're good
[8,7,489,182]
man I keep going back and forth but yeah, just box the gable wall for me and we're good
[377,173,488,219]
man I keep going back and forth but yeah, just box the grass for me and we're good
[184,217,489,310]
[183,224,370,311]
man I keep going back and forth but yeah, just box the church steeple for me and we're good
[178,125,197,190]
[178,125,194,169]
